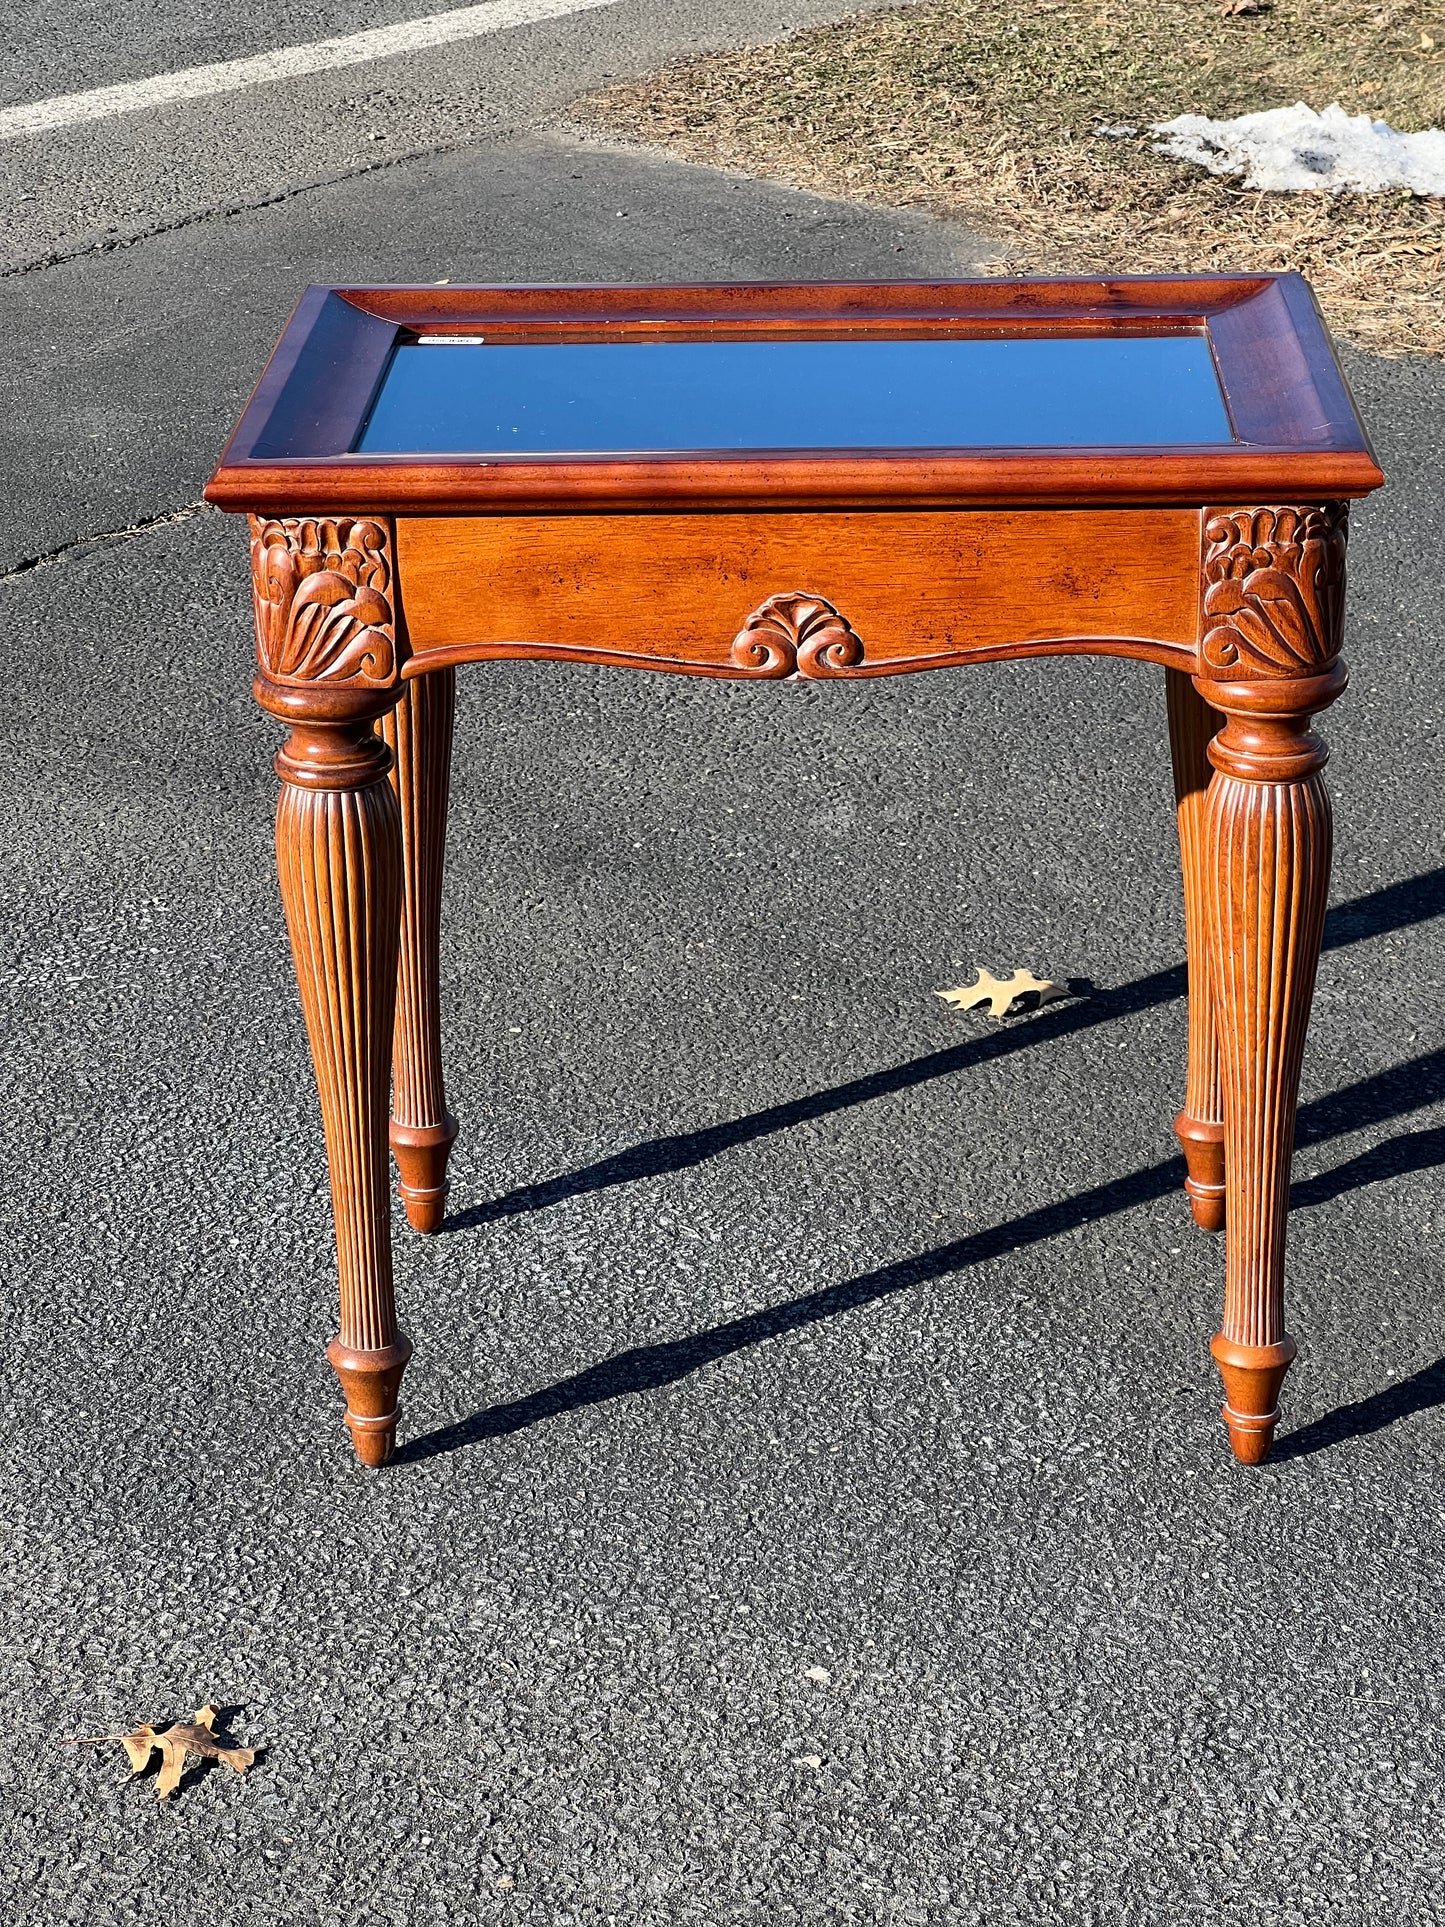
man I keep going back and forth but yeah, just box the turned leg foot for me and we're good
[1209,1334,1298,1466]
[1174,1112,1225,1234]
[388,1118,458,1234]
[382,669,458,1233]
[1167,668,1226,1232]
[327,1335,414,1467]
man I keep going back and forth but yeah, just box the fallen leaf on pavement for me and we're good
[935,967,1063,1019]
[64,1704,256,1800]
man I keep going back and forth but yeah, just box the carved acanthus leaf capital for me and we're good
[731,591,865,679]
[1200,504,1348,681]
[250,515,399,685]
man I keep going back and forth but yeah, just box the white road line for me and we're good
[0,0,621,142]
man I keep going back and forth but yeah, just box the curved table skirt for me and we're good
[394,507,1203,681]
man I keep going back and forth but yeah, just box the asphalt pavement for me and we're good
[2,5,1444,1922]
[0,0,899,274]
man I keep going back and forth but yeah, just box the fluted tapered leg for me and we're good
[248,512,416,1466]
[1166,668,1226,1231]
[264,687,409,1467]
[380,669,458,1232]
[1202,699,1333,1464]
[1193,500,1349,1464]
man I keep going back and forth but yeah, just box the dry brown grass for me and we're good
[574,0,1445,354]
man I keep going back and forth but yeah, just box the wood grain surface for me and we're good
[397,508,1203,676]
[223,280,1385,1473]
[207,275,1384,512]
[1167,667,1227,1231]
[382,668,459,1233]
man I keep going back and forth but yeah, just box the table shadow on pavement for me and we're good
[397,864,1445,1466]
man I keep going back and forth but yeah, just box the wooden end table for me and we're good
[205,275,1383,1469]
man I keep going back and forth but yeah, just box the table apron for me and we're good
[394,507,1204,679]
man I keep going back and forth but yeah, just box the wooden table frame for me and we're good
[206,274,1384,1469]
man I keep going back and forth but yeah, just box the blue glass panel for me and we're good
[354,333,1232,455]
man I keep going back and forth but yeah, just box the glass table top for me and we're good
[354,332,1234,456]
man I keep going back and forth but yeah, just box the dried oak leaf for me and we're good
[935,967,1063,1019]
[66,1704,255,1800]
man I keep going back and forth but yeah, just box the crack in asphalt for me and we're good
[0,498,214,583]
[0,134,481,280]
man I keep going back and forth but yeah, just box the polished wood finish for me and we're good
[381,669,458,1232]
[1196,504,1347,1463]
[267,689,410,1467]
[395,509,1200,678]
[210,279,1383,1470]
[1166,669,1226,1231]
[207,275,1381,515]
[251,515,412,1465]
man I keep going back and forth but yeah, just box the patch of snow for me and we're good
[1151,100,1445,195]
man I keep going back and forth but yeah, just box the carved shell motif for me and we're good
[249,515,398,685]
[731,591,865,678]
[1201,504,1348,680]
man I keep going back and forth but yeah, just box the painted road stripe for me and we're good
[0,0,620,142]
